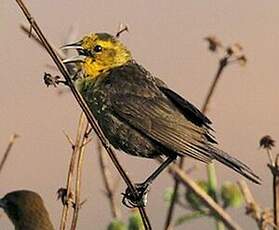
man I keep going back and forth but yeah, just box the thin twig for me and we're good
[0,134,19,174]
[270,154,279,227]
[98,140,121,219]
[160,158,242,230]
[59,113,86,230]
[238,180,278,230]
[71,116,90,230]
[164,158,184,230]
[238,180,263,229]
[238,180,261,220]
[267,149,274,167]
[14,1,151,228]
[201,56,228,114]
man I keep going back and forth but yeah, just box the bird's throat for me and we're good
[82,59,105,78]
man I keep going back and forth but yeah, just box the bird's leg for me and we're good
[142,155,177,188]
[122,155,176,208]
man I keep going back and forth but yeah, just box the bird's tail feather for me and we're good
[209,147,261,184]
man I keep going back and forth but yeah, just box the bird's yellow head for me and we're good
[63,33,132,78]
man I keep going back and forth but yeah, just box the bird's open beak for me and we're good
[62,56,85,64]
[60,40,83,51]
[61,41,86,64]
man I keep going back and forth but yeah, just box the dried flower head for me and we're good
[204,36,222,52]
[237,55,247,66]
[259,135,275,150]
[261,208,274,229]
[226,43,243,56]
[43,72,61,87]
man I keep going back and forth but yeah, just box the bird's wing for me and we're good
[111,91,213,163]
[157,86,217,144]
[159,86,212,129]
[111,92,261,184]
[107,63,261,183]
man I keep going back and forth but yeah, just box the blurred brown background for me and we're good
[1,0,279,229]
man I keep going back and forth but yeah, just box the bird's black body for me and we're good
[78,61,211,158]
[77,60,260,183]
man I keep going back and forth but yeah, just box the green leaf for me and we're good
[185,180,210,211]
[221,182,244,208]
[175,210,207,226]
[163,187,175,205]
[107,219,127,230]
[128,211,144,230]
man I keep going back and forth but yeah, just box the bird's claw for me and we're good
[122,183,150,208]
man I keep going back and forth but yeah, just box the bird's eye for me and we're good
[93,45,102,53]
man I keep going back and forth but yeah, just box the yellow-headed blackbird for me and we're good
[0,190,54,230]
[62,33,260,201]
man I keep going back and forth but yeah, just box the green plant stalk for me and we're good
[207,163,224,230]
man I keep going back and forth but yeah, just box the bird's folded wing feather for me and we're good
[111,93,213,163]
[158,86,213,129]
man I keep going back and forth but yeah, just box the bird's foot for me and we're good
[122,182,151,208]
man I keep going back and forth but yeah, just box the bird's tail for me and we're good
[209,146,261,184]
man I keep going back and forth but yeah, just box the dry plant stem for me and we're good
[267,149,274,166]
[98,140,121,219]
[15,1,151,229]
[272,154,279,227]
[201,57,227,114]
[71,117,89,230]
[157,158,241,230]
[0,134,19,174]
[238,180,279,230]
[238,180,262,229]
[60,113,87,230]
[164,158,184,230]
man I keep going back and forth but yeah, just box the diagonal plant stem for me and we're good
[0,134,19,174]
[201,57,228,114]
[14,1,151,228]
[98,140,121,219]
[237,180,261,228]
[239,178,279,229]
[162,158,242,230]
[165,56,228,229]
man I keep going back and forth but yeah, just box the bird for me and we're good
[0,190,54,230]
[62,32,261,204]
